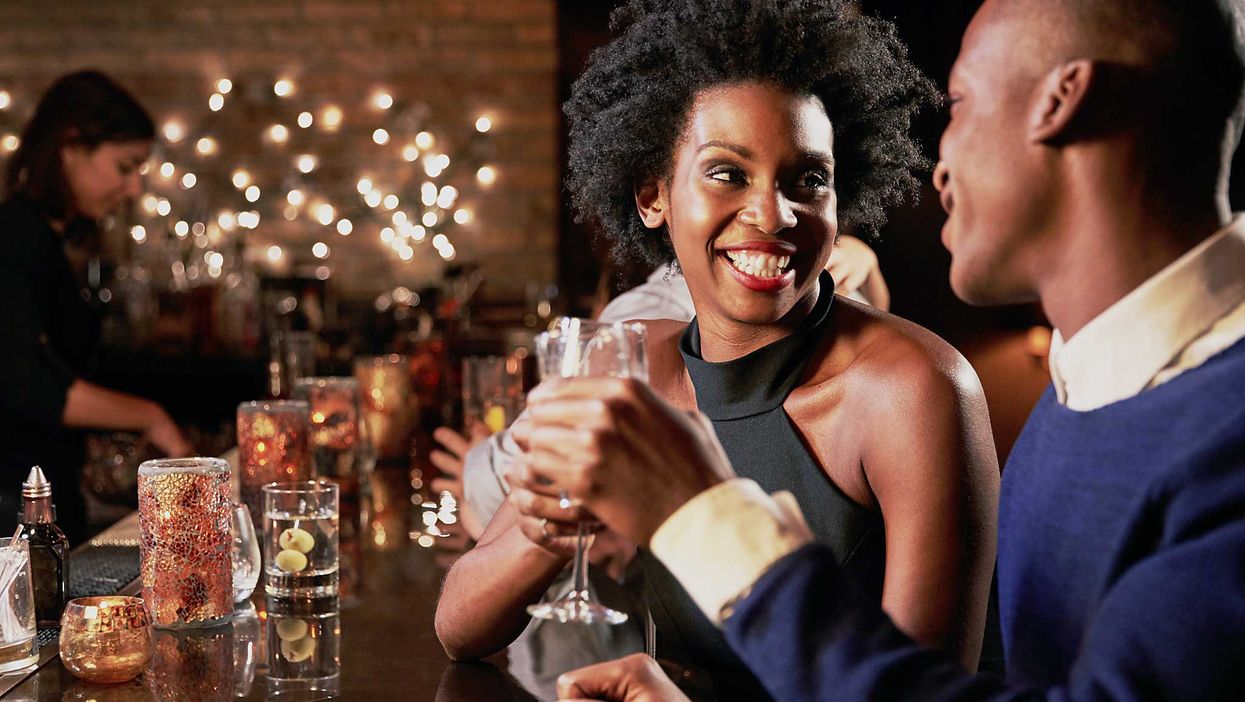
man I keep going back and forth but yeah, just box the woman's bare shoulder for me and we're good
[807,297,984,413]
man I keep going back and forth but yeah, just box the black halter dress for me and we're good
[639,273,886,702]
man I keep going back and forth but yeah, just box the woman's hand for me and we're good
[513,377,735,546]
[504,472,597,559]
[557,654,691,702]
[143,405,192,458]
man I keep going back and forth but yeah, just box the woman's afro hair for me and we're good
[564,0,940,267]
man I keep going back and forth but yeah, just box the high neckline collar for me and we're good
[680,272,835,420]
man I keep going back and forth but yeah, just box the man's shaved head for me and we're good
[981,0,1245,189]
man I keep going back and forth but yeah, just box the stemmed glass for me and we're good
[526,318,647,625]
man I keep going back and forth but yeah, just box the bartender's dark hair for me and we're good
[564,0,939,267]
[5,71,154,221]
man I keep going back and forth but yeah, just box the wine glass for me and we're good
[526,317,647,625]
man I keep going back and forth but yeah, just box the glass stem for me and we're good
[571,522,591,600]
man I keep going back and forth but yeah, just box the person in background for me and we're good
[0,71,191,543]
[519,0,1245,699]
[436,4,1000,700]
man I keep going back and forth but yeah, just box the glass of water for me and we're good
[263,481,339,598]
[0,537,37,673]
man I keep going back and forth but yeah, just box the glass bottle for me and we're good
[19,466,69,628]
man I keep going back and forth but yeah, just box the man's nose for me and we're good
[932,160,950,194]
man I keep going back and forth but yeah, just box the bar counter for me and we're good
[0,468,640,701]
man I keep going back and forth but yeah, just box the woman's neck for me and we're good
[695,281,821,362]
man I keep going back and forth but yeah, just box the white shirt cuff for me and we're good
[649,478,813,626]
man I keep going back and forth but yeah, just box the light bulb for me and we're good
[159,162,175,178]
[287,189,305,206]
[382,194,399,210]
[162,121,185,143]
[297,111,314,129]
[477,165,497,186]
[364,190,382,208]
[312,242,330,259]
[232,169,251,189]
[475,115,493,133]
[296,154,317,173]
[268,124,289,144]
[356,178,373,195]
[181,172,197,189]
[415,131,434,150]
[372,128,390,145]
[454,208,471,224]
[321,105,343,130]
[374,92,393,110]
[245,185,261,202]
[209,93,224,111]
[216,78,233,94]
[422,211,438,227]
[130,225,147,243]
[267,245,283,262]
[196,137,217,156]
[402,145,419,162]
[336,219,353,236]
[273,79,294,97]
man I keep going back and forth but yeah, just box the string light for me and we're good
[192,221,206,236]
[423,157,444,178]
[380,227,395,243]
[284,205,299,221]
[422,211,438,227]
[297,111,313,128]
[130,225,147,243]
[181,172,197,189]
[296,154,318,173]
[398,246,414,261]
[142,195,159,214]
[392,211,408,226]
[475,115,493,133]
[1,134,19,152]
[273,79,294,97]
[315,203,335,226]
[287,189,306,206]
[206,251,225,268]
[174,221,190,237]
[437,185,458,209]
[195,137,217,155]
[439,243,456,261]
[266,245,283,262]
[374,92,393,110]
[432,233,449,248]
[372,128,390,145]
[0,91,10,110]
[356,178,373,195]
[216,78,233,94]
[209,93,224,111]
[321,105,343,130]
[402,144,419,162]
[245,185,261,202]
[411,225,427,242]
[162,121,185,143]
[477,165,497,186]
[336,219,353,236]
[453,208,471,224]
[312,242,330,259]
[231,169,251,189]
[159,162,175,178]
[382,194,399,210]
[218,211,237,230]
[364,190,382,208]
[420,182,437,206]
[268,124,289,144]
[156,199,172,216]
[415,131,434,150]
[239,211,261,229]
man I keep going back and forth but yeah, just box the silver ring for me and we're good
[539,518,552,541]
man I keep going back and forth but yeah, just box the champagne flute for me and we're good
[526,317,647,625]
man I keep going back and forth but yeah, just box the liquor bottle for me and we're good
[19,466,69,628]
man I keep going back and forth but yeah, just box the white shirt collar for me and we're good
[1049,215,1245,411]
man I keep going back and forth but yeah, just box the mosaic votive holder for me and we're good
[145,625,233,702]
[59,596,154,684]
[137,458,233,629]
[293,377,362,481]
[354,355,415,460]
[236,400,311,525]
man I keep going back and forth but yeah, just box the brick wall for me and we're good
[0,0,558,302]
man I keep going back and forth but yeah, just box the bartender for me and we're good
[0,71,191,543]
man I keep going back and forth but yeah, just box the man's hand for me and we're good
[827,234,890,310]
[144,406,192,458]
[557,654,691,702]
[512,377,735,546]
[429,425,490,497]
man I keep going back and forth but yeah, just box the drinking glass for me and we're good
[265,596,341,699]
[526,318,648,625]
[462,355,525,435]
[59,596,153,683]
[236,400,311,527]
[263,481,339,598]
[292,378,363,488]
[231,504,261,602]
[0,538,37,673]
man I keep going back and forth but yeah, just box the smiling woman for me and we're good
[434,3,1001,699]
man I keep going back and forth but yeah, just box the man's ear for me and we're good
[1029,59,1094,144]
[634,177,667,230]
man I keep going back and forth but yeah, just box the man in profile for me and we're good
[520,0,1245,699]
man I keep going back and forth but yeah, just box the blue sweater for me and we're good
[725,336,1245,700]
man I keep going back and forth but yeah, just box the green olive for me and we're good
[275,548,308,573]
[281,636,316,663]
[279,527,316,554]
[275,618,309,642]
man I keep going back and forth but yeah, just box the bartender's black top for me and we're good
[0,195,93,542]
